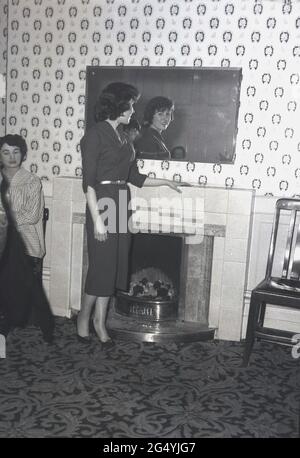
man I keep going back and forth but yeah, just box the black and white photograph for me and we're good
[0,0,299,442]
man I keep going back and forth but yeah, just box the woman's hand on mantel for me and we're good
[164,180,191,193]
[143,177,191,193]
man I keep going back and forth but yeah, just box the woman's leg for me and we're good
[93,296,111,342]
[77,293,96,337]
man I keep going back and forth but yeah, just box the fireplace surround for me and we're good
[109,226,226,342]
[49,177,254,341]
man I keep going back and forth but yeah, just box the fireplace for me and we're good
[79,225,220,341]
[49,177,254,342]
[108,225,222,342]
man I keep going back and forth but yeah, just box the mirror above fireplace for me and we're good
[85,66,242,164]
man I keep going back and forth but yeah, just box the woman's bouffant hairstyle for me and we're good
[122,117,141,133]
[0,134,28,161]
[94,82,140,122]
[143,96,174,126]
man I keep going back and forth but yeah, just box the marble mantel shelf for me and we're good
[72,212,226,238]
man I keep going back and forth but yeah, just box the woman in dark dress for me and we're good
[0,178,8,336]
[77,83,182,346]
[135,96,174,160]
[0,172,54,342]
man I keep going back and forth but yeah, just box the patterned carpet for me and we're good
[0,317,299,438]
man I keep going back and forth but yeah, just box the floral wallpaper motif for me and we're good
[0,0,7,137]
[4,0,300,196]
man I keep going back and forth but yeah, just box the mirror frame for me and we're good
[85,66,242,164]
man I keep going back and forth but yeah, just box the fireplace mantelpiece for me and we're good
[49,177,254,341]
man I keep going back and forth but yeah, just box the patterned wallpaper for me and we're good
[0,0,7,137]
[4,0,300,196]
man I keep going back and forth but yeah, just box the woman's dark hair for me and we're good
[122,117,141,133]
[94,82,140,122]
[0,134,28,161]
[143,96,174,126]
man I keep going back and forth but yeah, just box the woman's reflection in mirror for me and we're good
[135,96,174,160]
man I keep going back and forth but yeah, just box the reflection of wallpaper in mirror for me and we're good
[85,67,242,164]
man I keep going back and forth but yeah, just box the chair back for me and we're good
[266,198,300,282]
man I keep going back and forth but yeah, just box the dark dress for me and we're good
[80,121,147,296]
[134,127,171,160]
[0,177,54,341]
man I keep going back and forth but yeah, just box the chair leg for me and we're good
[242,294,261,367]
[258,301,266,327]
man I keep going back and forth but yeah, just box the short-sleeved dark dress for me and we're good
[80,121,147,297]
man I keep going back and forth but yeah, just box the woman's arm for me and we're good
[81,127,108,242]
[86,186,107,242]
[10,178,44,226]
[128,159,189,192]
[143,177,183,193]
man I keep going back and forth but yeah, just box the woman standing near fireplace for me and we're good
[0,134,54,342]
[77,82,183,347]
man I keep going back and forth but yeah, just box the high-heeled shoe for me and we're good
[76,334,92,344]
[76,313,92,344]
[91,318,114,347]
[100,338,115,349]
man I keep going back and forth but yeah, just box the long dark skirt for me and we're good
[85,183,132,297]
[0,224,54,341]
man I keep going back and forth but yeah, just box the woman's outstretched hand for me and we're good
[143,177,192,193]
[94,215,107,242]
[165,180,191,193]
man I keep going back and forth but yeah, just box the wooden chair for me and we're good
[243,198,300,366]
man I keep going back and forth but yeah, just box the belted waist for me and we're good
[99,180,127,185]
